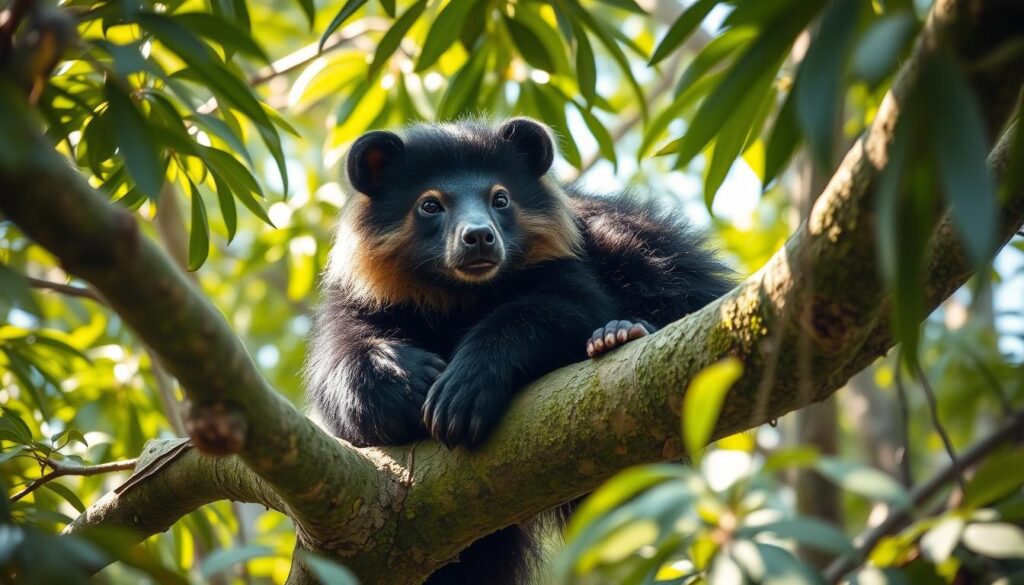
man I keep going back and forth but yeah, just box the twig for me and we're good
[25,276,102,301]
[10,458,138,502]
[913,362,967,494]
[823,410,1024,583]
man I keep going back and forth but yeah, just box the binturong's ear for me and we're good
[347,130,405,195]
[498,118,554,177]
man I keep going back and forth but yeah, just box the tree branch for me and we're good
[824,409,1024,582]
[11,458,137,503]
[26,276,102,301]
[0,89,382,542]
[64,440,285,538]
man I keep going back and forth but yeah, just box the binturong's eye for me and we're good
[492,189,510,209]
[420,198,443,214]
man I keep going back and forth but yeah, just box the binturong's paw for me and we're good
[422,361,512,450]
[386,347,447,432]
[586,319,653,358]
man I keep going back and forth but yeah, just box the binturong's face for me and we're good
[340,118,580,294]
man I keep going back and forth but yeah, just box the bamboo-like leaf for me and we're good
[319,0,370,52]
[573,23,597,103]
[504,15,555,72]
[416,0,477,72]
[297,0,316,28]
[104,81,165,199]
[648,0,719,66]
[702,73,774,207]
[682,358,742,462]
[851,13,918,88]
[927,55,997,269]
[187,181,210,271]
[171,12,271,64]
[212,173,238,242]
[796,0,858,168]
[369,0,428,80]
[671,4,817,169]
[437,47,488,120]
[763,82,801,187]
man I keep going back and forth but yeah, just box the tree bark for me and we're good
[2,0,1023,582]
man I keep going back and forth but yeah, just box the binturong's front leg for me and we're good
[422,267,614,448]
[306,296,447,447]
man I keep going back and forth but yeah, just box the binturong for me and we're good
[304,118,733,585]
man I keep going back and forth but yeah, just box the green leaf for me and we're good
[671,4,818,169]
[437,47,488,120]
[504,14,555,73]
[201,545,274,579]
[186,182,210,271]
[573,24,597,103]
[416,0,477,72]
[702,73,774,207]
[682,358,742,462]
[138,12,288,194]
[763,445,820,472]
[648,0,719,66]
[641,69,725,159]
[212,174,238,242]
[731,542,825,585]
[961,522,1024,559]
[763,82,801,186]
[42,481,87,513]
[741,518,855,555]
[567,464,688,541]
[574,101,617,169]
[319,0,370,52]
[380,0,396,17]
[186,113,252,165]
[302,553,360,584]
[0,264,40,316]
[0,445,27,465]
[816,458,911,507]
[796,0,858,168]
[874,92,930,363]
[563,0,646,118]
[851,13,918,88]
[171,12,271,64]
[369,0,427,80]
[927,55,997,269]
[0,408,33,444]
[963,448,1024,509]
[201,147,264,198]
[297,0,316,28]
[674,27,757,98]
[533,83,581,167]
[104,81,165,199]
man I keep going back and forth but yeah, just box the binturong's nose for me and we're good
[461,224,497,249]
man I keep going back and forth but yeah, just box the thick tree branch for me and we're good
[0,90,381,543]
[63,440,284,538]
[1,0,1022,583]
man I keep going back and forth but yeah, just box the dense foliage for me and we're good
[1,0,1022,583]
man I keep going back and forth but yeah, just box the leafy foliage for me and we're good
[1,0,1023,582]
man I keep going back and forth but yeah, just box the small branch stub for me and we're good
[185,400,248,455]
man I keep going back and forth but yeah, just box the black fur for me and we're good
[305,119,733,584]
